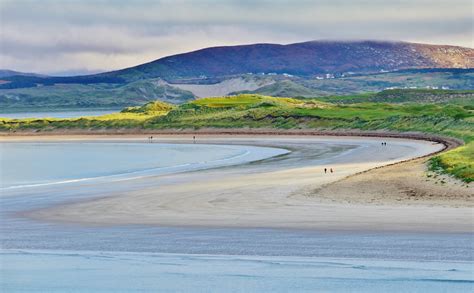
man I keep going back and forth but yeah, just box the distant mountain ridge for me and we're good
[1,40,473,110]
[0,69,46,78]
[1,40,472,88]
[101,40,473,81]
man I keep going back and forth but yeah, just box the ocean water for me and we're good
[0,142,289,189]
[0,110,118,119]
[0,140,472,292]
[2,249,472,292]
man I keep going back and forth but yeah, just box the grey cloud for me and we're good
[0,0,472,74]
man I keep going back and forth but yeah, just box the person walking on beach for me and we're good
[324,168,327,174]
[330,168,333,173]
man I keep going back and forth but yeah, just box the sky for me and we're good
[1,0,472,75]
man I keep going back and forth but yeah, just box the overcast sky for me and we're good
[1,0,472,75]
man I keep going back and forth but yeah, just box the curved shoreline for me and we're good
[0,128,463,149]
[2,129,462,184]
[15,134,473,233]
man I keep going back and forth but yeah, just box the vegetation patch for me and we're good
[1,92,473,182]
[429,143,474,183]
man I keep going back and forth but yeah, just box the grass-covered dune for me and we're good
[315,89,474,105]
[1,94,473,182]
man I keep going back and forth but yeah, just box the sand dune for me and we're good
[170,77,272,98]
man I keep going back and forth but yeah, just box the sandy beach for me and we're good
[1,133,467,233]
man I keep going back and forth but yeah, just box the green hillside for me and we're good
[232,80,320,97]
[0,79,195,111]
[316,89,474,104]
[1,93,472,182]
[0,70,472,112]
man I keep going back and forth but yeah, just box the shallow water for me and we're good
[0,110,117,119]
[0,142,288,189]
[0,139,472,292]
[2,250,472,292]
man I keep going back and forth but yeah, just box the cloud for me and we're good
[0,0,472,74]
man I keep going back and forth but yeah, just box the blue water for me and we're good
[2,250,472,292]
[0,142,288,189]
[0,110,117,119]
[0,140,473,292]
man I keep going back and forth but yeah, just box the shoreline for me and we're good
[10,134,472,233]
[1,129,462,187]
[0,128,463,148]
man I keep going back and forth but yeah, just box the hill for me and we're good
[0,40,472,111]
[102,40,472,81]
[0,79,195,111]
[1,40,472,89]
[1,70,472,111]
[315,89,474,105]
[0,69,45,78]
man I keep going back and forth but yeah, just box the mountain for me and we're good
[0,69,45,78]
[1,40,472,89]
[101,40,473,81]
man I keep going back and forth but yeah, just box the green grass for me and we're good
[429,143,474,183]
[0,107,168,130]
[121,100,176,113]
[1,93,473,182]
[315,89,474,105]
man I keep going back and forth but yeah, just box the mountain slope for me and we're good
[103,40,473,81]
[232,80,320,97]
[0,40,472,110]
[0,69,45,78]
[0,79,195,110]
[1,40,472,89]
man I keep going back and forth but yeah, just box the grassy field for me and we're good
[1,94,472,182]
[429,143,473,183]
[0,101,171,129]
[314,89,474,105]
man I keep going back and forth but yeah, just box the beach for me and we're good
[2,133,473,292]
[2,134,470,233]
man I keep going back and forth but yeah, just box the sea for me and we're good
[0,110,118,119]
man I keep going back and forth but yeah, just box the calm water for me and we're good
[0,141,472,292]
[2,249,472,292]
[0,110,117,119]
[0,142,287,189]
